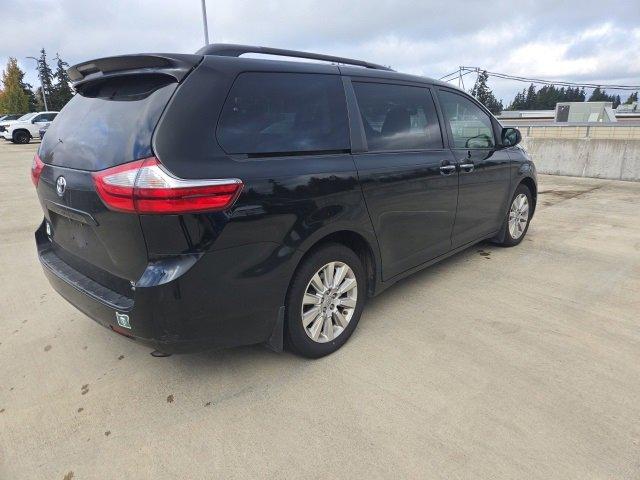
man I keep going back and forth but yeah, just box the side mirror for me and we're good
[501,127,522,147]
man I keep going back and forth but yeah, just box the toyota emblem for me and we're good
[56,176,66,197]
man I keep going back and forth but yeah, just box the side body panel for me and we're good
[342,77,458,280]
[449,146,512,247]
[149,57,378,346]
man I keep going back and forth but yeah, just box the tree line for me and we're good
[2,56,638,117]
[508,84,625,110]
[0,49,74,114]
[469,70,638,114]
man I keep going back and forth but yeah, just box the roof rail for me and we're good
[195,43,393,71]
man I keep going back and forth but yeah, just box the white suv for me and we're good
[1,111,58,144]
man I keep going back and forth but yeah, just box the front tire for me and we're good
[12,130,30,144]
[497,184,532,247]
[285,243,366,358]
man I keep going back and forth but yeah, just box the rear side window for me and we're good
[438,90,495,149]
[352,82,442,151]
[216,73,349,155]
[34,113,57,122]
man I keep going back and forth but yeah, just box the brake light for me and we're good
[31,153,45,187]
[92,157,243,214]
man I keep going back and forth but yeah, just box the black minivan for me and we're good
[33,44,536,358]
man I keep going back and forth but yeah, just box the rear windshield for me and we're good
[40,75,176,171]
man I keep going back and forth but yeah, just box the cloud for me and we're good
[1,0,638,103]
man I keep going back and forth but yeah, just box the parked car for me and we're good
[2,111,58,143]
[0,113,26,138]
[33,44,536,358]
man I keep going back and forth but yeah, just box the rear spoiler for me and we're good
[67,54,203,89]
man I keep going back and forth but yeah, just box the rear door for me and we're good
[37,73,180,285]
[437,89,511,248]
[348,80,458,280]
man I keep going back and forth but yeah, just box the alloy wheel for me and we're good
[508,193,529,240]
[300,261,358,343]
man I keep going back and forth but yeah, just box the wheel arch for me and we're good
[12,128,31,142]
[294,229,380,298]
[519,176,537,217]
[491,173,537,245]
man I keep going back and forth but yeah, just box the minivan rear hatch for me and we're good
[36,54,201,287]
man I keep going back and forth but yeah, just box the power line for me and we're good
[439,70,458,81]
[440,66,640,91]
[439,69,475,82]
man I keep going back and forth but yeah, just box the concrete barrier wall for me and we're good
[510,125,640,182]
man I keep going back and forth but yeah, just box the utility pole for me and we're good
[26,56,48,111]
[201,0,210,45]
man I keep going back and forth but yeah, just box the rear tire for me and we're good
[285,243,366,358]
[12,130,30,144]
[497,184,532,247]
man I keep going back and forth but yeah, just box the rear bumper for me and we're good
[40,253,158,347]
[36,222,296,354]
[38,244,198,353]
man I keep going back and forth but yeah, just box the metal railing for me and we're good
[501,124,640,140]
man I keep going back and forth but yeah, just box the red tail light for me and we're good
[31,153,45,187]
[92,157,243,214]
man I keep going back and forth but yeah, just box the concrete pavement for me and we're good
[1,141,639,479]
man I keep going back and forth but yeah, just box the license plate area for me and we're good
[49,210,93,251]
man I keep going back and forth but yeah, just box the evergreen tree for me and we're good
[588,87,622,107]
[23,82,38,112]
[578,88,586,102]
[51,53,73,110]
[525,84,537,109]
[624,92,638,104]
[536,85,557,109]
[34,86,46,111]
[470,70,503,114]
[507,83,594,110]
[36,48,55,110]
[588,87,607,102]
[0,58,30,114]
[507,88,527,110]
[566,86,586,102]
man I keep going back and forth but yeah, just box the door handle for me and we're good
[439,164,456,175]
[459,163,475,173]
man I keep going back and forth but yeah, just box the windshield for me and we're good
[17,113,36,121]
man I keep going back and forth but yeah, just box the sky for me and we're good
[1,0,639,104]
